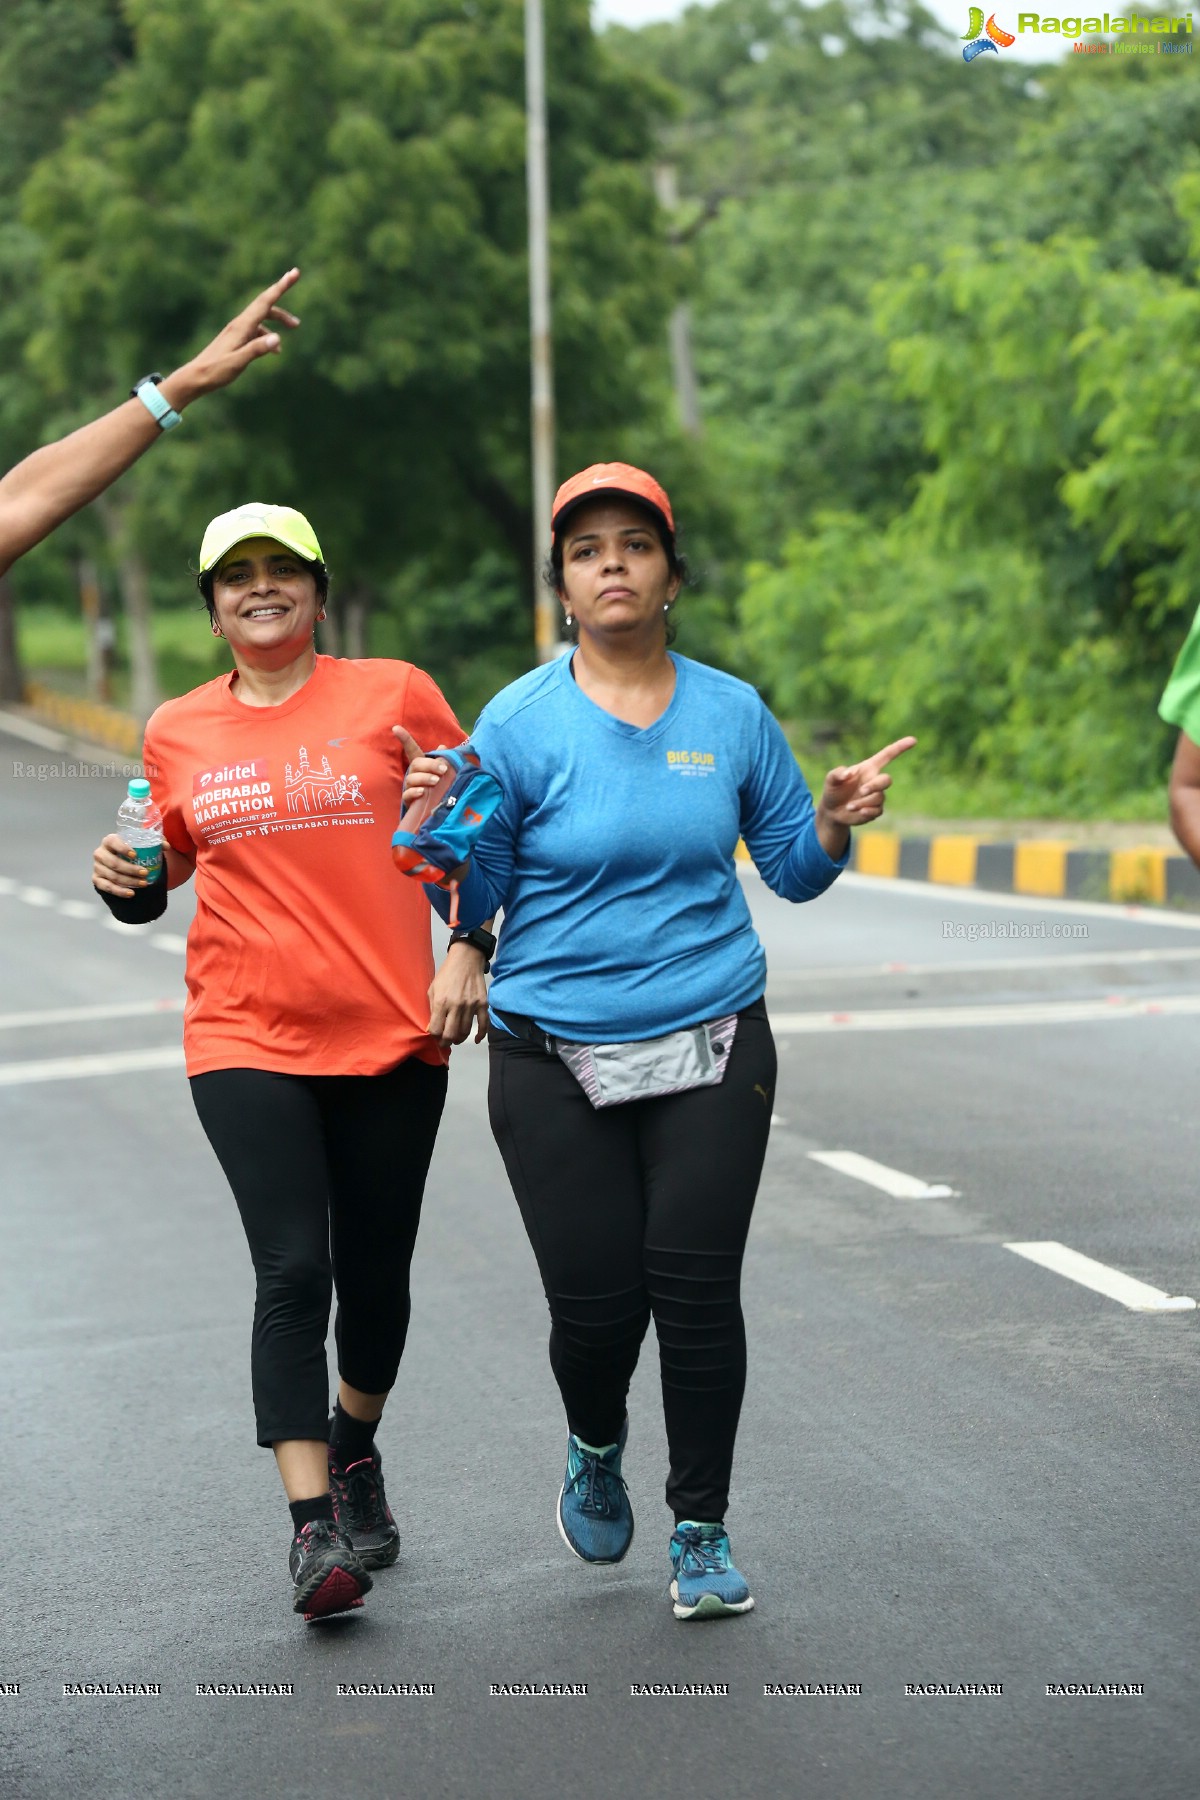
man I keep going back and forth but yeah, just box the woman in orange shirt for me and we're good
[92,503,487,1622]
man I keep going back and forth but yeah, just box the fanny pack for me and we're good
[495,1010,740,1108]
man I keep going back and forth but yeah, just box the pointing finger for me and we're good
[234,269,301,337]
[392,726,425,762]
[866,735,917,771]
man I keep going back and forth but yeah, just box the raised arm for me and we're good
[0,269,301,579]
[1168,730,1200,870]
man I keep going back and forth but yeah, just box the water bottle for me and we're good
[116,777,163,880]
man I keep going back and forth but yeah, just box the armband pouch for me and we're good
[391,746,503,926]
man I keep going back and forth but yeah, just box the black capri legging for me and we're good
[488,1001,776,1523]
[191,1059,447,1447]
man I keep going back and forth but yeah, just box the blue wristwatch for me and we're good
[130,373,181,432]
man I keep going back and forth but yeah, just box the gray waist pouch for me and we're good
[555,1016,739,1109]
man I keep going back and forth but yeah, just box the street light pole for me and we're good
[525,0,560,661]
[654,162,703,440]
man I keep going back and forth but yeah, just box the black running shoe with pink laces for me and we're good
[289,1519,373,1621]
[328,1447,400,1569]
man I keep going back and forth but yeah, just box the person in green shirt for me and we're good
[1160,611,1200,868]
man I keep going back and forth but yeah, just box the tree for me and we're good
[0,0,132,700]
[17,0,682,718]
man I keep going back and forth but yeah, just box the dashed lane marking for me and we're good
[1,874,186,953]
[0,999,183,1032]
[0,1047,185,1087]
[771,994,1200,1033]
[808,1150,956,1199]
[768,946,1200,984]
[1005,1242,1196,1313]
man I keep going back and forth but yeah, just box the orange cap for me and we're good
[550,462,675,544]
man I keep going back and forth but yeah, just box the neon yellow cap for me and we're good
[198,503,323,574]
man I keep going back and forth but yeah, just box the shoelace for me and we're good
[566,1447,627,1517]
[295,1520,336,1554]
[673,1528,729,1576]
[341,1461,386,1526]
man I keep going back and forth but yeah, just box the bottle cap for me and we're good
[128,778,151,800]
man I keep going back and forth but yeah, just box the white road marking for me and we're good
[0,1046,185,1087]
[769,946,1200,984]
[0,706,96,754]
[738,861,1200,931]
[0,875,183,951]
[0,999,183,1032]
[1005,1242,1196,1313]
[837,870,1200,931]
[808,1150,956,1199]
[771,994,1200,1033]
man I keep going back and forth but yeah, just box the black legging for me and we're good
[487,1002,776,1522]
[190,1060,447,1447]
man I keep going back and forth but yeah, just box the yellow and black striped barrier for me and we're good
[849,832,1199,908]
[21,686,1200,913]
[736,830,1199,908]
[23,683,142,759]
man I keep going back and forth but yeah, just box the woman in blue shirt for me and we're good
[406,462,913,1619]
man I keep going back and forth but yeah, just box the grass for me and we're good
[18,603,229,708]
[18,605,1174,828]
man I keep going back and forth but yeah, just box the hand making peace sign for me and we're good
[177,268,302,400]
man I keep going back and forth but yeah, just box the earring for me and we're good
[211,622,223,638]
[663,602,672,614]
[564,612,574,628]
[317,609,327,622]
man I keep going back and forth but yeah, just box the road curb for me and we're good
[0,701,142,771]
[849,831,1200,909]
[22,684,142,758]
[7,695,1200,913]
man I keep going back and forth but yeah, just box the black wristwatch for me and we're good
[448,925,496,970]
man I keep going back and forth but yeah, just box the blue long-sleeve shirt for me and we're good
[432,651,846,1042]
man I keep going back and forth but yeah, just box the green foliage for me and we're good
[630,3,1200,817]
[7,0,682,715]
[740,515,1173,813]
[3,0,1199,822]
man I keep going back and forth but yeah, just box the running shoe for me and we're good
[328,1448,401,1570]
[669,1522,754,1620]
[557,1415,633,1564]
[288,1518,373,1621]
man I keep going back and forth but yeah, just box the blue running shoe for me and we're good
[669,1522,754,1620]
[557,1415,633,1564]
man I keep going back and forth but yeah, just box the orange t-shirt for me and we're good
[142,656,466,1077]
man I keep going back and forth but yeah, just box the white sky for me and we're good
[593,0,1085,66]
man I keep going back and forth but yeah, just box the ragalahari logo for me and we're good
[963,7,1017,54]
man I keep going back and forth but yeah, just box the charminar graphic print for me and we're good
[142,656,466,1077]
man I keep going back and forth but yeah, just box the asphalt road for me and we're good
[1,721,1198,1800]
